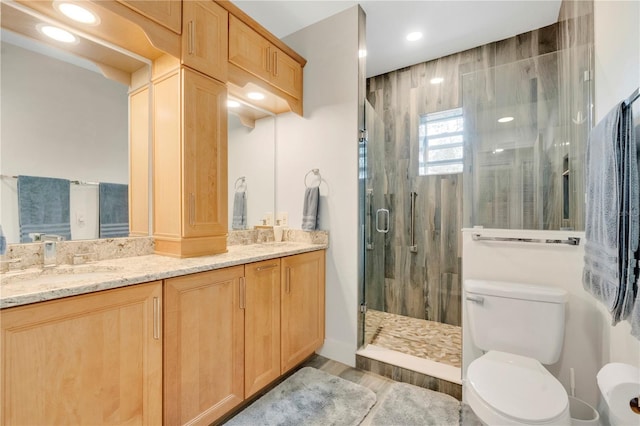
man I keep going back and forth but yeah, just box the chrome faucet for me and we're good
[42,234,63,267]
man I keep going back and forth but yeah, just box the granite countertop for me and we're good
[0,242,327,309]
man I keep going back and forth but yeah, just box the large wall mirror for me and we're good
[227,100,276,231]
[0,2,150,244]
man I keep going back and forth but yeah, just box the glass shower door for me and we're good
[360,99,386,347]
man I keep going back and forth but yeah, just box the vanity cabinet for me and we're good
[117,0,182,34]
[244,258,282,398]
[181,0,228,82]
[153,64,228,257]
[228,14,303,101]
[164,250,325,423]
[0,281,163,426]
[164,266,245,426]
[281,250,326,373]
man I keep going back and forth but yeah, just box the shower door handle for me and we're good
[375,208,389,233]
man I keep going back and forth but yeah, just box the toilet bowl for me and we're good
[466,351,571,425]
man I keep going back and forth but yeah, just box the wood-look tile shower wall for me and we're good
[365,0,593,326]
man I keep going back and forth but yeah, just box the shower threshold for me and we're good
[356,344,461,385]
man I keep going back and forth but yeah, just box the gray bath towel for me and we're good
[619,104,639,326]
[627,115,640,338]
[17,175,71,242]
[302,186,319,231]
[232,190,247,230]
[99,183,129,238]
[583,104,623,319]
[583,102,640,331]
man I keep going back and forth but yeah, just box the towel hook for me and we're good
[304,169,321,188]
[234,176,246,191]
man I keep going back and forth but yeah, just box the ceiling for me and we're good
[230,1,563,78]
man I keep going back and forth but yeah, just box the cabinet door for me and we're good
[270,46,303,99]
[182,1,228,82]
[117,0,182,33]
[244,259,281,398]
[182,68,228,238]
[1,282,163,426]
[228,15,272,82]
[281,250,326,373]
[164,267,245,426]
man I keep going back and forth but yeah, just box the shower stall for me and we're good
[358,96,463,382]
[357,42,592,394]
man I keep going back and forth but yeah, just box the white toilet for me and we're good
[464,279,571,425]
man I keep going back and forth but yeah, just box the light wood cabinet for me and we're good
[164,266,245,426]
[117,0,182,34]
[229,14,303,100]
[181,1,228,82]
[0,282,163,426]
[153,63,228,257]
[281,250,326,373]
[244,259,281,398]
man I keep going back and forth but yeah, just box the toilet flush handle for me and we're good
[466,295,484,305]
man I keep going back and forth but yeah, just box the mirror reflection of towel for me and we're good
[232,191,247,230]
[302,186,319,231]
[17,175,71,242]
[99,183,129,238]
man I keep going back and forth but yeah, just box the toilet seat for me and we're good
[467,351,570,425]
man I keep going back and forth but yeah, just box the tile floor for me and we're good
[364,309,462,368]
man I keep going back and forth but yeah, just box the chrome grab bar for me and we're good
[471,233,580,246]
[375,208,389,234]
[409,192,417,253]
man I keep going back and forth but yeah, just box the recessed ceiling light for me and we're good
[498,116,514,123]
[430,77,444,85]
[56,2,99,25]
[406,31,423,42]
[358,49,367,58]
[38,25,77,43]
[227,100,240,108]
[247,92,265,100]
[493,148,505,153]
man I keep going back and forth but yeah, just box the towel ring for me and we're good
[304,169,321,188]
[234,176,246,191]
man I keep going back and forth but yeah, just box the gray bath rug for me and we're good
[368,382,461,426]
[224,367,377,426]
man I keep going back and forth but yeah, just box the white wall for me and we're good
[593,0,640,367]
[277,6,361,366]
[1,42,128,243]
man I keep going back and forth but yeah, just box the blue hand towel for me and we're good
[302,186,319,231]
[99,183,129,238]
[232,190,247,230]
[17,175,71,242]
[583,104,623,318]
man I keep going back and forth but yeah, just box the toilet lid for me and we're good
[468,351,568,423]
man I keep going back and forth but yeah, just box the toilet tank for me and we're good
[465,280,568,364]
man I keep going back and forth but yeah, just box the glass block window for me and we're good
[419,108,464,175]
